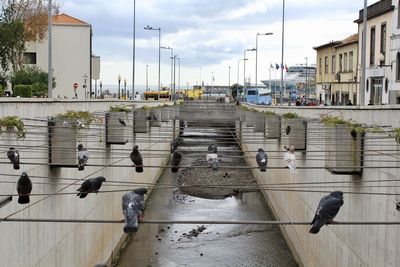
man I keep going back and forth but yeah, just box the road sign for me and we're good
[73,83,78,89]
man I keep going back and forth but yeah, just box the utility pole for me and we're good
[360,0,367,106]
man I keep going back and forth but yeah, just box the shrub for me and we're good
[10,66,55,97]
[13,84,33,97]
[0,116,26,139]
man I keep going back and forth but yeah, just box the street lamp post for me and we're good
[83,73,88,99]
[132,0,136,100]
[124,78,127,99]
[228,66,231,88]
[48,0,53,98]
[244,48,256,91]
[161,46,173,91]
[256,32,273,89]
[146,64,149,92]
[118,74,121,99]
[144,25,161,95]
[177,57,180,92]
[237,58,248,100]
[99,81,102,99]
[305,57,308,99]
[171,55,178,100]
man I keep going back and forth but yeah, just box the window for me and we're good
[349,51,354,71]
[339,54,343,72]
[344,53,348,72]
[332,55,336,73]
[324,56,328,73]
[370,27,376,65]
[22,52,36,64]
[319,57,322,74]
[396,52,400,81]
[380,23,387,65]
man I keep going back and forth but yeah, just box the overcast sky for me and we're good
[59,0,378,88]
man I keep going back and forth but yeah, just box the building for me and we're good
[24,13,100,99]
[314,35,359,106]
[355,0,393,105]
[390,0,400,104]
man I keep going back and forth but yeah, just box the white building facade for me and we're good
[390,0,400,104]
[356,0,393,105]
[24,13,98,99]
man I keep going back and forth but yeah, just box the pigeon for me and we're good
[206,153,219,170]
[208,144,217,153]
[122,187,148,233]
[309,191,344,234]
[256,148,268,172]
[286,125,291,135]
[77,144,89,171]
[7,147,20,170]
[171,151,182,173]
[130,145,143,173]
[170,138,180,153]
[76,120,86,128]
[119,118,127,127]
[17,172,32,204]
[76,176,106,198]
[350,129,357,140]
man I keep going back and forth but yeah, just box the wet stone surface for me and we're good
[117,126,297,267]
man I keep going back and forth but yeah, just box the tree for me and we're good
[0,0,58,72]
[231,83,243,99]
[11,65,55,97]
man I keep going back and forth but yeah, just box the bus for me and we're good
[143,90,171,101]
[245,88,272,105]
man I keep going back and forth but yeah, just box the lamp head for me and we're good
[379,53,385,62]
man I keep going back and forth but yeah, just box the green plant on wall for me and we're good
[394,128,400,144]
[320,114,349,127]
[282,112,298,119]
[109,105,133,113]
[0,116,26,138]
[57,111,94,129]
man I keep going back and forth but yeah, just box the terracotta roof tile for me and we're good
[52,13,89,25]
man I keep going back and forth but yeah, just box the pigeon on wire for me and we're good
[7,147,20,170]
[76,120,86,128]
[286,125,291,135]
[350,128,357,140]
[122,187,148,233]
[77,144,89,171]
[76,176,106,198]
[171,151,182,173]
[309,191,344,234]
[256,148,268,172]
[17,172,32,204]
[119,118,127,127]
[130,145,143,173]
[170,138,180,153]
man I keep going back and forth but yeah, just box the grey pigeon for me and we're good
[286,125,291,135]
[119,118,127,127]
[170,138,180,153]
[122,187,148,233]
[130,145,143,173]
[7,147,20,170]
[256,148,268,172]
[171,151,182,173]
[208,144,217,153]
[350,129,357,140]
[17,172,32,204]
[309,191,344,234]
[77,144,89,171]
[76,176,106,198]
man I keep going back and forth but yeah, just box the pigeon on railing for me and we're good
[17,172,32,204]
[171,151,182,173]
[77,144,89,171]
[122,187,148,233]
[256,148,268,172]
[130,145,143,173]
[76,176,106,198]
[7,147,20,170]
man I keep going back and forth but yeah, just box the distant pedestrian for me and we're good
[347,100,353,106]
[368,100,373,105]
[283,146,296,173]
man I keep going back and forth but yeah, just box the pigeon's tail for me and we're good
[13,163,20,170]
[135,166,143,173]
[18,195,30,204]
[259,166,266,172]
[309,220,325,234]
[123,217,139,233]
[78,164,85,171]
[77,192,88,198]
[171,167,179,173]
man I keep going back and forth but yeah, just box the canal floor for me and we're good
[116,126,296,267]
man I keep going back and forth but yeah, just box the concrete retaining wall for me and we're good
[0,99,177,266]
[238,107,400,267]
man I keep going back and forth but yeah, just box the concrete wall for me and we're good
[0,99,177,266]
[237,105,400,267]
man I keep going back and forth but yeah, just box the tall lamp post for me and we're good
[255,32,273,89]
[244,48,256,90]
[124,78,127,99]
[146,64,149,92]
[161,46,173,91]
[144,25,161,96]
[171,55,178,100]
[237,58,248,100]
[280,0,286,106]
[177,57,180,92]
[132,0,136,100]
[228,66,231,88]
[118,74,121,99]
[83,73,88,99]
[99,81,102,99]
[305,57,308,99]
